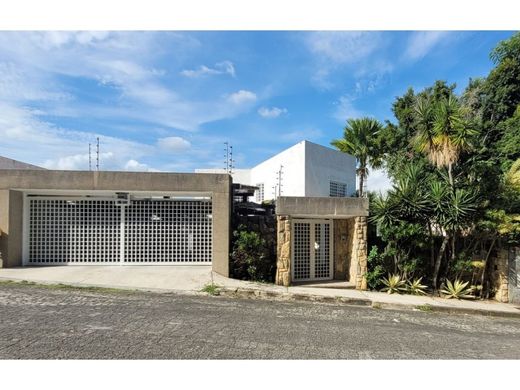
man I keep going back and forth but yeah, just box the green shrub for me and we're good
[441,279,475,299]
[381,274,407,294]
[365,246,385,290]
[230,225,275,282]
[407,277,428,295]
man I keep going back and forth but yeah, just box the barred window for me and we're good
[329,181,347,197]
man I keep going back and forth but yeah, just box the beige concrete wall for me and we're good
[276,196,368,218]
[0,170,231,276]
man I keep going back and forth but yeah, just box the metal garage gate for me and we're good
[24,194,212,265]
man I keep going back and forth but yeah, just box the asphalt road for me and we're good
[1,283,519,359]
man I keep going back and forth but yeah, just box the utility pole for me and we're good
[96,137,100,171]
[88,143,92,171]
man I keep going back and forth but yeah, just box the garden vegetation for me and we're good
[333,33,520,299]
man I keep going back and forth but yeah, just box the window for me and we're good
[255,183,264,202]
[329,181,347,197]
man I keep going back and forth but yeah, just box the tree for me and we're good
[331,117,383,197]
[412,95,476,186]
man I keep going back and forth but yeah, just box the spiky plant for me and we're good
[407,277,428,295]
[381,274,407,294]
[441,279,474,299]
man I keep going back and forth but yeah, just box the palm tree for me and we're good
[412,96,476,186]
[331,117,383,197]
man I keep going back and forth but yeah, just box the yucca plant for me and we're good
[381,274,407,294]
[441,279,474,299]
[407,277,428,295]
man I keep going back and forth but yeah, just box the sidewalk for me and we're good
[212,273,520,318]
[1,266,519,318]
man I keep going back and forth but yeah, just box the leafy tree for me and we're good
[412,95,476,186]
[331,117,383,197]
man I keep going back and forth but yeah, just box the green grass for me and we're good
[201,283,221,296]
[415,304,433,312]
[0,279,135,294]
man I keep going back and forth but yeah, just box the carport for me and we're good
[0,170,232,277]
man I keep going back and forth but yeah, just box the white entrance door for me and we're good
[291,219,333,282]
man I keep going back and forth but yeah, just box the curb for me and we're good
[2,277,519,319]
[219,286,520,319]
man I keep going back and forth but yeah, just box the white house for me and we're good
[196,140,357,202]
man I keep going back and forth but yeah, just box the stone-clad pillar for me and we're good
[353,216,368,290]
[275,215,291,286]
[491,248,509,303]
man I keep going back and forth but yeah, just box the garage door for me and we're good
[24,194,212,265]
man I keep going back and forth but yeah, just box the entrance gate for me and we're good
[291,219,333,282]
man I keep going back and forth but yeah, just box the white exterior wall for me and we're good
[304,141,357,197]
[250,141,306,200]
[195,140,357,201]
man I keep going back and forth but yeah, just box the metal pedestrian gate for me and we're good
[23,194,213,265]
[291,219,333,282]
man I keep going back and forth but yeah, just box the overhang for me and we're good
[275,196,368,218]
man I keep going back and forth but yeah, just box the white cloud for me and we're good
[333,96,363,123]
[227,90,257,105]
[180,61,236,78]
[157,136,191,152]
[124,159,153,172]
[403,31,451,61]
[0,32,255,132]
[367,168,393,193]
[257,106,287,118]
[306,31,381,64]
[0,102,155,171]
[43,152,114,170]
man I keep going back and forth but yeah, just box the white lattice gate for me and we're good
[291,219,333,282]
[23,194,212,265]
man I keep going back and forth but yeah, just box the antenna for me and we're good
[229,145,235,174]
[273,165,284,200]
[223,142,235,174]
[88,143,92,171]
[224,142,229,173]
[96,137,99,171]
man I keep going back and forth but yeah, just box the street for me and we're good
[1,283,519,359]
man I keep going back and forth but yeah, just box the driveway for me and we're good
[1,282,520,359]
[0,265,213,292]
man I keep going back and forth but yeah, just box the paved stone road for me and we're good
[1,283,520,359]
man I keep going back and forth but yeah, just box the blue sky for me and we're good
[0,31,515,190]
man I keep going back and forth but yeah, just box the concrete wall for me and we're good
[250,142,306,200]
[0,170,232,276]
[276,196,369,219]
[196,141,357,202]
[305,141,357,197]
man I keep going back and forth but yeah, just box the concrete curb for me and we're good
[2,276,519,319]
[218,286,520,319]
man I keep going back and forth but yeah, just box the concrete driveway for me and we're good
[0,265,213,292]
